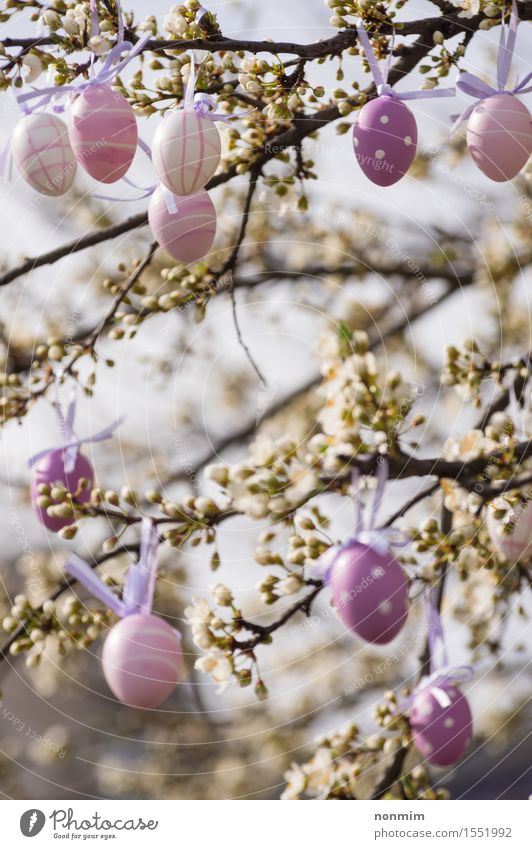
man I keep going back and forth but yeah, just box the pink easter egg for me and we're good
[353,95,417,187]
[487,499,532,563]
[410,684,473,767]
[330,541,409,644]
[148,185,217,263]
[102,614,183,708]
[152,109,221,196]
[68,83,138,183]
[31,449,93,532]
[11,113,77,197]
[466,93,532,182]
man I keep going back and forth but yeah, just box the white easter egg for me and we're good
[152,109,221,196]
[11,112,77,196]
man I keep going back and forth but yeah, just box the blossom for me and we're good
[184,596,211,625]
[164,6,188,35]
[277,575,303,596]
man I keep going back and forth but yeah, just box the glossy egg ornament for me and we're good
[466,94,532,182]
[152,109,221,196]
[68,83,138,183]
[102,614,183,708]
[148,185,217,263]
[487,498,532,564]
[329,540,409,643]
[410,684,473,767]
[11,113,77,196]
[352,95,418,187]
[31,449,93,532]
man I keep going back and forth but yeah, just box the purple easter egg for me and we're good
[148,185,217,263]
[410,684,473,767]
[487,499,532,564]
[353,95,417,187]
[68,83,138,183]
[102,614,183,708]
[31,449,93,532]
[467,93,532,182]
[330,541,409,643]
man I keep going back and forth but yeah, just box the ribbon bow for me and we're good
[451,0,532,132]
[64,517,164,619]
[182,53,234,122]
[400,587,474,711]
[356,20,455,103]
[28,383,122,474]
[316,458,408,583]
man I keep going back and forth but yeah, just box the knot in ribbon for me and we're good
[64,517,165,620]
[451,0,532,131]
[28,383,122,474]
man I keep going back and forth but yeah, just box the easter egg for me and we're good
[31,449,93,532]
[487,498,532,563]
[11,113,77,197]
[410,684,473,767]
[148,185,217,263]
[466,94,532,182]
[352,95,417,187]
[329,541,409,643]
[68,83,138,183]
[152,109,221,196]
[102,614,183,708]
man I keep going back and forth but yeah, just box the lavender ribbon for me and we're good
[356,20,455,102]
[64,518,162,618]
[183,52,242,122]
[317,458,408,583]
[27,386,122,473]
[400,587,474,711]
[451,0,532,132]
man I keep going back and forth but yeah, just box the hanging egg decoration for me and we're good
[410,684,473,767]
[68,84,138,183]
[148,185,217,263]
[329,540,409,644]
[487,497,532,563]
[11,113,77,197]
[352,95,418,187]
[152,109,221,196]
[466,94,532,182]
[102,613,183,708]
[31,449,93,532]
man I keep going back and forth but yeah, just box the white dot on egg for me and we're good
[378,600,393,615]
[379,115,389,124]
[424,743,434,755]
[354,137,359,146]
[444,717,455,729]
[404,136,412,146]
[418,700,434,718]
[375,149,385,160]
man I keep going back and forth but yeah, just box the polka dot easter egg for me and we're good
[410,684,473,767]
[152,109,221,196]
[102,614,183,709]
[68,84,138,183]
[11,113,77,197]
[329,541,409,644]
[466,93,532,182]
[31,449,93,532]
[487,498,532,564]
[352,95,417,187]
[148,185,217,263]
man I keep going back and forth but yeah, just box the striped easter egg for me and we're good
[152,109,221,196]
[148,185,217,263]
[11,113,77,197]
[68,83,138,183]
[102,614,183,709]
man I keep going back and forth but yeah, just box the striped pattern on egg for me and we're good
[152,110,221,196]
[68,83,138,184]
[102,614,183,708]
[410,685,473,767]
[352,95,418,187]
[148,185,217,263]
[11,113,77,197]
